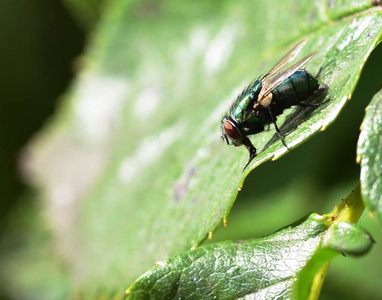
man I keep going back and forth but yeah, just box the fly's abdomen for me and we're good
[272,70,319,107]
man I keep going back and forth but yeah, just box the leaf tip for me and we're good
[125,288,131,295]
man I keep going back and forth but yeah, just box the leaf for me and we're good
[126,207,373,300]
[324,222,373,256]
[4,0,382,298]
[291,184,370,300]
[62,0,108,29]
[357,89,382,225]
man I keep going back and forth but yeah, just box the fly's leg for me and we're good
[315,66,323,78]
[242,136,257,172]
[298,97,331,108]
[241,124,265,171]
[268,107,290,150]
[298,101,326,108]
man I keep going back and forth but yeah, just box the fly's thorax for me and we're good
[246,112,266,125]
[231,80,262,123]
[232,94,252,122]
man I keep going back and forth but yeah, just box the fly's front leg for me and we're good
[242,136,257,172]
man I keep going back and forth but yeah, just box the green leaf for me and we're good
[4,0,382,298]
[62,0,109,29]
[126,212,373,299]
[126,185,371,300]
[324,222,374,256]
[357,89,382,225]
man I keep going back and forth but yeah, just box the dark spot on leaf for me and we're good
[367,31,375,38]
[233,240,244,244]
[173,163,197,202]
[328,0,335,9]
[309,11,316,22]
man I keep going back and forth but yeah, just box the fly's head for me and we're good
[221,116,257,171]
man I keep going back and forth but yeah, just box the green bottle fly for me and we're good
[221,40,328,170]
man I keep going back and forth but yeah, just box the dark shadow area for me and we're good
[321,278,382,300]
[0,3,84,298]
[0,1,84,232]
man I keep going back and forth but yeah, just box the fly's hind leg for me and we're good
[298,100,329,108]
[315,66,323,78]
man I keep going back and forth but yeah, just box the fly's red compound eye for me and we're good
[223,120,241,140]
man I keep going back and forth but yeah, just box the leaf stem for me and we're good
[308,182,365,300]
[325,182,365,224]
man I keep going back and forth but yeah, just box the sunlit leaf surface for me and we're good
[127,213,373,300]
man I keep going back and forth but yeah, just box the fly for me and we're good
[221,39,328,171]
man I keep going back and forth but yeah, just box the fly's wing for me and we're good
[264,39,307,76]
[257,52,316,105]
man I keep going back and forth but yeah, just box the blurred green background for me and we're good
[0,2,83,297]
[0,0,84,226]
[1,1,381,299]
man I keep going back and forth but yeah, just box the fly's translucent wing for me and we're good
[257,52,317,105]
[265,39,307,76]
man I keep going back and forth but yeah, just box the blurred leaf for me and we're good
[127,212,373,299]
[357,89,382,225]
[4,0,382,298]
[62,0,109,29]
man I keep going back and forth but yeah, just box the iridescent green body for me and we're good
[230,70,319,131]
